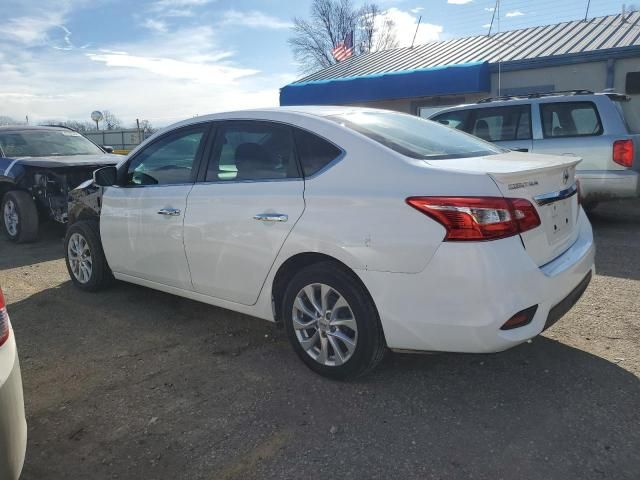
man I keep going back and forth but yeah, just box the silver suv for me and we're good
[430,91,639,207]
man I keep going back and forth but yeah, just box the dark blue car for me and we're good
[0,126,118,242]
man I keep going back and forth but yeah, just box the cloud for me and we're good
[142,18,168,33]
[4,11,66,45]
[86,51,258,84]
[150,0,214,17]
[505,10,525,17]
[447,0,473,4]
[220,10,292,29]
[381,8,443,47]
[482,23,491,28]
[410,7,424,13]
[0,16,287,126]
[484,7,495,12]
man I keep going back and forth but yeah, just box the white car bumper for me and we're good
[357,208,595,353]
[0,330,27,480]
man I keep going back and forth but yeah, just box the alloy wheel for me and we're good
[3,199,18,237]
[68,233,93,284]
[292,283,358,366]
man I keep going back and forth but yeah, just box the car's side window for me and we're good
[293,128,342,177]
[468,106,532,142]
[540,102,603,138]
[126,126,207,186]
[431,110,470,131]
[205,121,298,182]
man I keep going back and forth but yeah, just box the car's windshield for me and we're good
[0,130,104,157]
[326,111,503,160]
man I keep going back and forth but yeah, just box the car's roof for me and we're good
[0,125,70,133]
[161,105,403,133]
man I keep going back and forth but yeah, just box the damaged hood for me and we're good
[4,153,122,169]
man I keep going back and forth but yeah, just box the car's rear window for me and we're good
[326,111,502,160]
[0,130,103,157]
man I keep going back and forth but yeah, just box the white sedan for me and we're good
[0,288,27,479]
[64,107,595,379]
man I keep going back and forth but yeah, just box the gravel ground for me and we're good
[1,200,638,480]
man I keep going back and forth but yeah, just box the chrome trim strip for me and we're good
[534,183,578,206]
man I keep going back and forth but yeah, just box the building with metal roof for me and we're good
[280,12,640,116]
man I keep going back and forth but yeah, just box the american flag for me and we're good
[332,31,354,62]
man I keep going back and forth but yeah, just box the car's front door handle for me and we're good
[157,208,181,216]
[253,213,288,222]
[513,148,529,152]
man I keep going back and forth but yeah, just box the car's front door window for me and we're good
[126,126,207,186]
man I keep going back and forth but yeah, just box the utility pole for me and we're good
[584,0,591,21]
[411,16,422,48]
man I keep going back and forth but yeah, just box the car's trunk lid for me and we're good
[424,152,582,266]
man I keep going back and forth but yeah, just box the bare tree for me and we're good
[359,3,398,53]
[289,0,398,74]
[102,110,122,130]
[136,119,157,135]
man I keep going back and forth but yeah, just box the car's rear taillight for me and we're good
[406,196,541,241]
[0,289,9,347]
[613,139,634,167]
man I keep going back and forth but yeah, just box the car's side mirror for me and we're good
[102,146,114,154]
[93,166,118,186]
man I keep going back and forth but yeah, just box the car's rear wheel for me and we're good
[64,220,113,291]
[282,262,386,380]
[1,190,39,243]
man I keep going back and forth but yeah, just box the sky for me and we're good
[0,0,627,127]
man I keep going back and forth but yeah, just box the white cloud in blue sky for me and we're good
[0,0,626,125]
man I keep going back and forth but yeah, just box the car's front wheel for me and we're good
[1,190,39,243]
[64,220,113,291]
[282,262,386,380]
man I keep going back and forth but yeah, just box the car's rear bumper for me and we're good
[577,169,639,201]
[357,208,595,353]
[0,334,27,480]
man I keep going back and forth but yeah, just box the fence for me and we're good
[83,129,152,154]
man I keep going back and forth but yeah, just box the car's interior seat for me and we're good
[234,143,278,180]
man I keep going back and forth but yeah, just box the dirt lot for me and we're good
[1,201,639,480]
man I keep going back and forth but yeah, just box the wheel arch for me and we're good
[271,252,379,325]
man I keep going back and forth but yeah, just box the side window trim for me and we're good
[539,101,604,139]
[120,123,211,188]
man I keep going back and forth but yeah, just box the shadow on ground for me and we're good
[0,223,65,270]
[11,281,640,480]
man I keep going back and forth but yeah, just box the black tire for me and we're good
[282,261,386,380]
[1,190,39,243]
[64,220,113,292]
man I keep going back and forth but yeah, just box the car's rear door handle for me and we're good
[253,213,288,222]
[513,148,529,152]
[158,208,181,216]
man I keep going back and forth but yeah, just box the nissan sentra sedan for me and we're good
[63,107,595,379]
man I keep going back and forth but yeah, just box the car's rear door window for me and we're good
[540,102,603,138]
[205,121,299,182]
[293,128,342,177]
[467,106,532,142]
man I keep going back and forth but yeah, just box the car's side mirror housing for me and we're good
[93,166,117,186]
[102,146,114,154]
